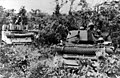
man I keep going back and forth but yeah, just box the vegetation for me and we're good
[1,0,120,78]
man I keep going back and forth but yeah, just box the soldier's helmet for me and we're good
[80,26,84,30]
[97,37,104,43]
[20,6,25,9]
[87,22,94,30]
[88,22,94,27]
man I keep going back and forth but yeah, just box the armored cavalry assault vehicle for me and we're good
[1,24,36,46]
[53,29,116,69]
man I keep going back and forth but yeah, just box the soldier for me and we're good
[97,37,104,48]
[18,6,27,16]
[75,31,80,43]
[16,6,27,25]
[87,22,96,44]
[9,20,15,30]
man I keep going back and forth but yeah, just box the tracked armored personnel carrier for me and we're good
[1,24,35,46]
[53,29,114,69]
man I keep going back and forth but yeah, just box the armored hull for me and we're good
[53,30,114,69]
[1,24,35,45]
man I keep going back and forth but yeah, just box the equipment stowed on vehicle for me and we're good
[53,29,116,69]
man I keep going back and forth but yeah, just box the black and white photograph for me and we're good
[1,0,120,78]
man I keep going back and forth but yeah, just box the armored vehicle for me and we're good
[1,24,35,46]
[53,29,114,69]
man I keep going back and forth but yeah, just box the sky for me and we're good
[0,0,116,14]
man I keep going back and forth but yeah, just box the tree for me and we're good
[54,0,68,16]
